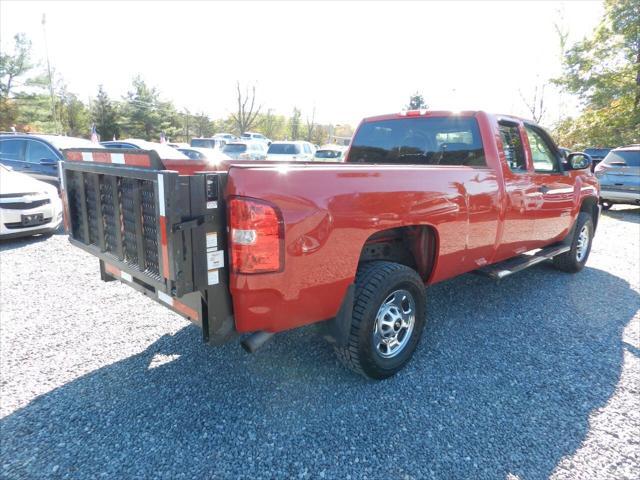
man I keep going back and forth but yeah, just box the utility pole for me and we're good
[41,13,58,132]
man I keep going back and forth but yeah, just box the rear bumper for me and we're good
[600,190,640,204]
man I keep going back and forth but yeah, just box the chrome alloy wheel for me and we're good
[372,289,416,359]
[576,224,590,262]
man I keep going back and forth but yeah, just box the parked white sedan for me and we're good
[0,164,62,239]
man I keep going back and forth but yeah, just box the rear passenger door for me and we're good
[0,138,27,173]
[523,125,574,244]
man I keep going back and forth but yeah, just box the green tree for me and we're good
[553,0,639,146]
[289,107,301,140]
[92,85,120,140]
[406,91,427,110]
[122,76,164,139]
[193,112,214,138]
[58,86,90,137]
[0,33,49,130]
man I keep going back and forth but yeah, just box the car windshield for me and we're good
[191,139,217,149]
[268,143,301,155]
[223,144,247,153]
[603,150,640,167]
[315,150,342,159]
[348,117,486,166]
[178,149,204,160]
[585,148,611,158]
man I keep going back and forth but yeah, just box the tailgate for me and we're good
[60,148,234,344]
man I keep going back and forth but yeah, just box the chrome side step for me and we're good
[475,245,570,280]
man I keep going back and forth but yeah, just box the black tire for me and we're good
[553,212,594,273]
[600,200,613,211]
[334,261,426,379]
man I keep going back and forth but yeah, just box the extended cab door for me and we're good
[494,120,539,260]
[523,125,574,245]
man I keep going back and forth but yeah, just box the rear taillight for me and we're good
[229,197,283,273]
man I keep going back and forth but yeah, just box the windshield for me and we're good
[191,139,216,149]
[223,144,247,153]
[348,117,486,166]
[315,149,343,159]
[268,143,301,155]
[603,150,640,167]
[178,149,204,160]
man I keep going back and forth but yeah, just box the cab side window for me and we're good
[0,139,27,161]
[26,140,57,163]
[499,122,526,172]
[525,126,559,173]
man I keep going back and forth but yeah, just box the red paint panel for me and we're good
[104,263,120,277]
[173,299,199,321]
[65,151,83,161]
[124,153,151,167]
[159,215,170,278]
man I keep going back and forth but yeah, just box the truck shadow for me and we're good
[602,206,640,224]
[1,265,637,479]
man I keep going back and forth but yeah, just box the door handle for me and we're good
[538,185,550,194]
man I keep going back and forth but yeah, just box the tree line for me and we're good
[0,35,352,144]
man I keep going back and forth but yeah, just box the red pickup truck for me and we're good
[61,110,599,379]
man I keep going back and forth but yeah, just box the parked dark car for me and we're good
[584,147,613,171]
[0,133,101,186]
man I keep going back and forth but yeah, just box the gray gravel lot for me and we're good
[1,207,639,480]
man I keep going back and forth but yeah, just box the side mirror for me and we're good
[39,158,57,166]
[566,152,592,170]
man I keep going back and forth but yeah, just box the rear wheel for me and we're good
[553,212,594,273]
[334,261,426,379]
[600,200,613,211]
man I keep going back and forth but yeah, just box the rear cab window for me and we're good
[348,116,486,166]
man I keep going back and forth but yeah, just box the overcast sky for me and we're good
[1,0,603,127]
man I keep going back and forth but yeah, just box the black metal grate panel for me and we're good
[119,177,139,266]
[140,180,160,277]
[99,176,118,256]
[66,171,85,242]
[84,174,99,245]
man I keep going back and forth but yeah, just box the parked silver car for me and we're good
[594,145,640,209]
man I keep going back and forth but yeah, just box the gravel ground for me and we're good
[1,207,639,479]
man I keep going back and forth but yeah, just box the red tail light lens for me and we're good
[229,197,283,273]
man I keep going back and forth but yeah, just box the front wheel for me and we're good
[334,261,426,379]
[600,200,613,211]
[553,212,594,273]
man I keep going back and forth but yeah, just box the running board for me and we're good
[475,245,570,280]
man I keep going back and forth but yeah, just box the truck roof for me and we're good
[361,110,532,125]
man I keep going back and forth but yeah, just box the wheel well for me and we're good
[580,196,599,231]
[358,226,438,281]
